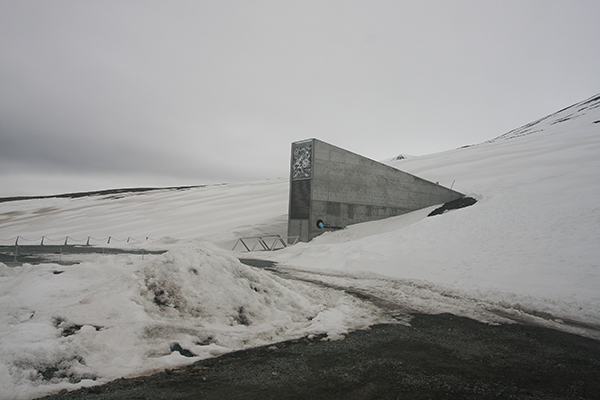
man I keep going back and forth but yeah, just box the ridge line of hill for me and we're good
[0,185,221,204]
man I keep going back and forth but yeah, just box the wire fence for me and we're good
[0,235,150,246]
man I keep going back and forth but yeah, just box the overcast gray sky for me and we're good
[1,0,599,197]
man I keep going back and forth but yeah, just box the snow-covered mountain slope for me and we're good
[1,93,599,399]
[488,93,600,142]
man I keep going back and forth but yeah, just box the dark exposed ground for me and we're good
[0,245,166,265]
[37,313,600,400]
[0,185,209,203]
[428,197,478,217]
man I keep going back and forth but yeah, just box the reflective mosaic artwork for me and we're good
[292,141,312,180]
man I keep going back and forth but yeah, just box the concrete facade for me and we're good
[288,139,464,242]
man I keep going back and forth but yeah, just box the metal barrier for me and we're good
[232,235,299,252]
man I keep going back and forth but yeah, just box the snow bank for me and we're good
[0,242,382,400]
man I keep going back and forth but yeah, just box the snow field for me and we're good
[1,93,600,399]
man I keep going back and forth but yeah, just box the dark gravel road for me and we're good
[37,313,600,400]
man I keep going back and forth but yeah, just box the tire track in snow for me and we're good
[240,258,600,340]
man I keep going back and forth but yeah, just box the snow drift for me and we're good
[0,242,382,399]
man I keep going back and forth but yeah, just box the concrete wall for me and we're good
[288,139,463,242]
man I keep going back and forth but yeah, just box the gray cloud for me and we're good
[1,0,600,196]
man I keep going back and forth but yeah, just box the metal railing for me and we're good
[232,235,299,252]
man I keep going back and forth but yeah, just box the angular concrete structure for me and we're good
[288,139,464,242]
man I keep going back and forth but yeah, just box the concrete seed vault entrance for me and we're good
[288,138,464,242]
